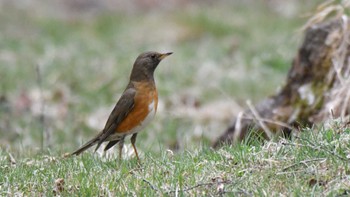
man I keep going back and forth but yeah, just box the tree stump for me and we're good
[214,19,350,147]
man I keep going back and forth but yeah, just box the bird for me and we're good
[71,51,172,162]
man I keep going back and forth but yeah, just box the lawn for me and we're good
[1,125,349,195]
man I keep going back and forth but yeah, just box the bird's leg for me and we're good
[118,137,125,160]
[130,133,140,163]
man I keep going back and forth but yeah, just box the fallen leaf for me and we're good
[308,178,327,187]
[53,178,65,195]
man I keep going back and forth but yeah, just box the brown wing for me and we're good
[104,89,136,131]
[71,85,136,155]
[94,86,136,150]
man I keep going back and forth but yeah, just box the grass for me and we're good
[1,124,349,196]
[1,0,346,195]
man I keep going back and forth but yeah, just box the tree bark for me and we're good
[214,19,350,147]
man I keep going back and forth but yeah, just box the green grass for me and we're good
[1,125,349,195]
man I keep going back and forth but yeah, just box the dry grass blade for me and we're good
[301,0,350,32]
[282,158,326,172]
[246,100,274,139]
[7,152,16,165]
[317,0,337,11]
[303,5,342,29]
[233,111,244,143]
[166,180,232,194]
[241,116,294,131]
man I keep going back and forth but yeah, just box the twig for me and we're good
[276,170,309,175]
[132,173,233,194]
[166,180,232,194]
[142,178,159,191]
[35,64,46,150]
[341,84,350,118]
[282,158,326,171]
[167,182,212,193]
[236,188,252,196]
[131,173,159,191]
[241,115,295,131]
[246,100,274,139]
[220,188,252,196]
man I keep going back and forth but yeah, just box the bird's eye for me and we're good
[150,54,157,59]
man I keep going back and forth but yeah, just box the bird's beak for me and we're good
[159,52,173,60]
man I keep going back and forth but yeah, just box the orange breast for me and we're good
[116,81,158,133]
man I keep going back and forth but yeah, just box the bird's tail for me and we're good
[71,137,99,156]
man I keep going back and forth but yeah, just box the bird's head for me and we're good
[130,51,172,81]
